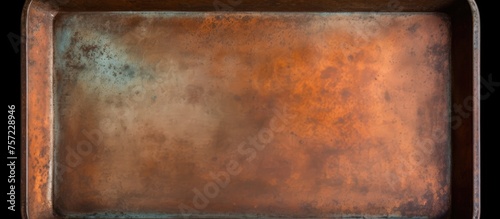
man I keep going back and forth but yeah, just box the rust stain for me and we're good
[45,12,451,218]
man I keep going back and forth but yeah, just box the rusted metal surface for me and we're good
[22,0,480,219]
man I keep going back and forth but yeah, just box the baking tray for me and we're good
[21,0,480,218]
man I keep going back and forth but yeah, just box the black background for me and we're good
[3,0,497,218]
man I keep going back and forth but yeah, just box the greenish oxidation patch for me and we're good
[54,15,157,96]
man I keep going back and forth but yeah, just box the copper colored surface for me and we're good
[52,13,450,218]
[23,0,480,219]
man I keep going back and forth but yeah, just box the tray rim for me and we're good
[20,0,481,218]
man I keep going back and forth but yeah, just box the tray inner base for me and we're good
[53,12,451,218]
